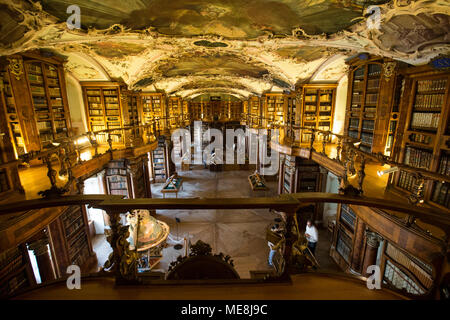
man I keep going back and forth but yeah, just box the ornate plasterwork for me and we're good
[0,0,448,98]
[7,57,24,80]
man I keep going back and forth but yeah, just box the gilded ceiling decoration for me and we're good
[0,0,448,99]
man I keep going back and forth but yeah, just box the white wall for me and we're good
[65,73,88,136]
[83,174,106,234]
[332,75,348,137]
[323,172,340,227]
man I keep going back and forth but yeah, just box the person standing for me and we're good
[305,219,318,255]
[267,224,285,266]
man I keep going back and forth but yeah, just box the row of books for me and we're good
[353,79,363,91]
[106,110,120,116]
[32,95,47,107]
[304,95,317,102]
[408,133,432,145]
[414,94,444,110]
[362,120,375,130]
[68,232,89,260]
[46,78,59,86]
[87,96,101,102]
[349,118,359,128]
[340,204,356,230]
[365,93,378,105]
[368,64,382,76]
[385,243,433,289]
[28,74,43,82]
[411,112,440,129]
[404,146,432,169]
[431,182,449,209]
[416,79,447,92]
[27,63,42,74]
[319,106,332,112]
[86,90,101,96]
[104,97,118,103]
[0,270,28,297]
[54,120,67,129]
[437,152,450,176]
[89,109,103,116]
[65,216,84,239]
[62,207,83,228]
[348,130,358,139]
[45,66,58,78]
[361,132,373,145]
[367,78,380,90]
[30,85,45,94]
[103,90,117,96]
[37,121,52,130]
[48,87,60,96]
[0,248,22,273]
[352,94,362,104]
[106,168,127,176]
[397,171,416,191]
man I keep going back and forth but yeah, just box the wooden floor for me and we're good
[13,273,404,300]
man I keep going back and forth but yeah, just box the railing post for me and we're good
[309,129,316,152]
[102,209,139,284]
[88,132,99,157]
[357,156,366,194]
[335,137,342,162]
[107,132,113,153]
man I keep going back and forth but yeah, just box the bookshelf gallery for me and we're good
[0,52,72,155]
[389,66,450,210]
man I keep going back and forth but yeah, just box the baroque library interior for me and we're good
[0,0,449,302]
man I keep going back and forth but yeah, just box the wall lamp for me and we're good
[377,166,399,177]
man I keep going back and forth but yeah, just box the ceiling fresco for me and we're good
[39,0,390,38]
[0,0,448,99]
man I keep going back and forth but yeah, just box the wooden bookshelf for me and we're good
[188,101,202,121]
[0,52,72,153]
[105,160,130,198]
[81,82,124,144]
[263,93,285,127]
[344,56,401,154]
[0,69,26,157]
[0,245,35,298]
[298,84,337,143]
[150,136,174,182]
[167,96,182,128]
[249,96,261,126]
[390,66,450,211]
[141,93,165,130]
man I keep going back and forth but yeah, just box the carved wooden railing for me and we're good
[241,114,450,205]
[0,193,448,298]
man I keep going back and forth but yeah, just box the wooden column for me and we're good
[28,237,56,282]
[362,231,381,276]
[350,218,366,273]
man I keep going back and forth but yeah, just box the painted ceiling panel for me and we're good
[40,0,389,38]
[1,0,448,100]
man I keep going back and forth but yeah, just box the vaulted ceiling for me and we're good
[0,0,449,99]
